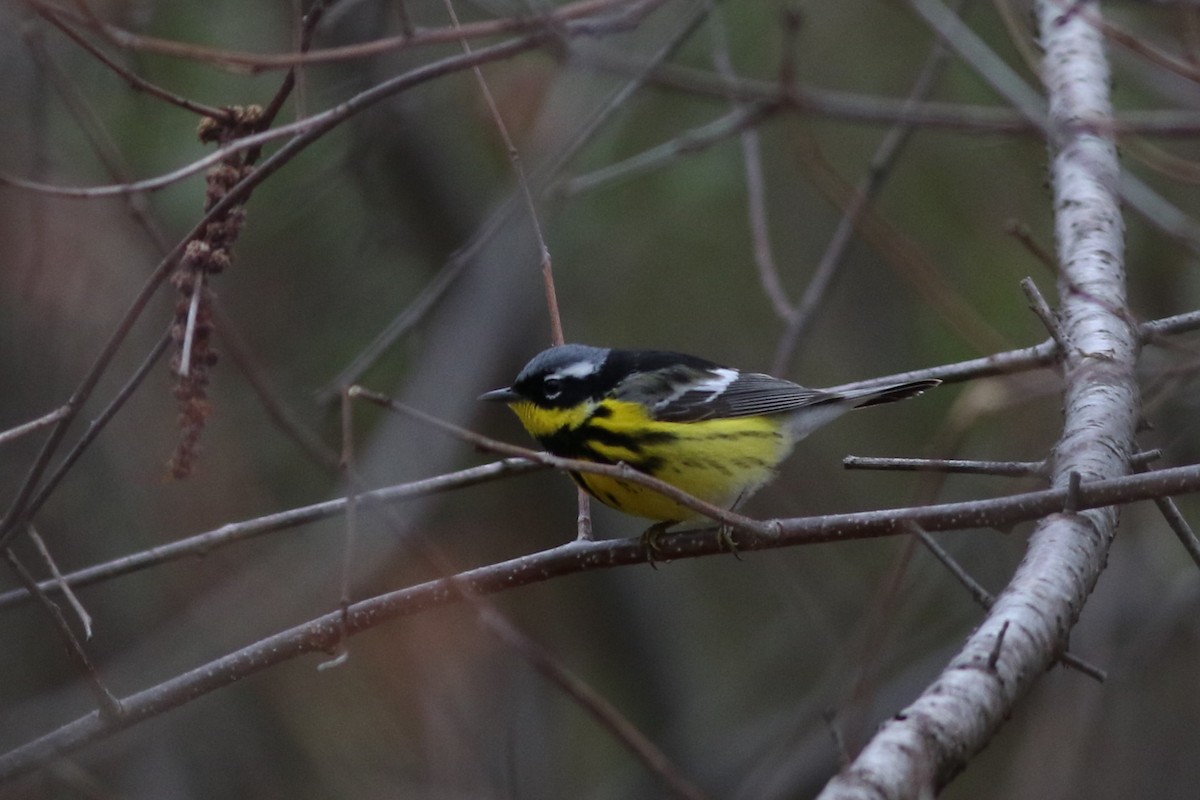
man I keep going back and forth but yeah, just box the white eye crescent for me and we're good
[543,377,563,399]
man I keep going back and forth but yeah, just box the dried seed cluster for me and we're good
[168,105,262,479]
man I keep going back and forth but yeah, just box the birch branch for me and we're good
[816,2,1136,796]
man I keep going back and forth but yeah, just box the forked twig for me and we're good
[908,522,1106,682]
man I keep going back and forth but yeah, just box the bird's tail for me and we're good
[848,379,941,408]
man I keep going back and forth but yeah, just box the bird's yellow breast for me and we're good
[507,398,792,521]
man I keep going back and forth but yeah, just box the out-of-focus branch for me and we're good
[0,30,555,550]
[26,0,659,71]
[773,1,961,373]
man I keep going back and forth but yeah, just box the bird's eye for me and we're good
[543,377,563,399]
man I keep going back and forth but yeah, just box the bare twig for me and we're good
[8,461,1200,779]
[773,0,961,374]
[18,330,173,528]
[317,4,711,402]
[844,456,1045,477]
[0,459,547,612]
[440,0,564,345]
[27,527,92,640]
[558,103,774,195]
[1134,458,1200,570]
[912,524,1106,682]
[1004,220,1058,274]
[709,7,791,320]
[478,607,711,800]
[817,309,1200,395]
[844,450,1162,477]
[575,48,1200,137]
[319,389,360,670]
[1020,276,1069,353]
[211,304,340,471]
[908,0,1200,254]
[0,407,70,448]
[3,546,123,719]
[31,4,233,119]
[0,31,557,549]
[29,0,653,71]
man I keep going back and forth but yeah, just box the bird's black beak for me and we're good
[479,387,520,403]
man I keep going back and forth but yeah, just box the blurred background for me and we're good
[2,0,1200,797]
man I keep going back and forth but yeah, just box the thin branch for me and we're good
[319,389,359,671]
[906,0,1200,254]
[558,103,774,196]
[0,407,70,448]
[7,461,1200,779]
[3,546,123,719]
[0,459,547,612]
[844,450,1161,477]
[30,0,654,71]
[0,303,1194,612]
[570,45,1200,138]
[0,30,557,549]
[844,456,1046,477]
[1020,276,1070,353]
[710,6,791,320]
[1134,459,1200,570]
[773,0,959,373]
[479,607,712,800]
[316,2,712,402]
[211,304,341,471]
[439,0,563,344]
[17,330,173,529]
[822,309,1200,395]
[1004,220,1058,274]
[31,5,233,119]
[27,526,92,639]
[910,524,1106,682]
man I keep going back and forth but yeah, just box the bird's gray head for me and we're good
[480,344,613,407]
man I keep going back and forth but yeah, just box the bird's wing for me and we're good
[614,367,834,422]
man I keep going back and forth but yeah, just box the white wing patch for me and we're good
[653,367,739,410]
[690,368,739,398]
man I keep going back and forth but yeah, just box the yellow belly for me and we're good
[508,399,791,521]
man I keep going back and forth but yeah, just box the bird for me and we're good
[480,344,938,525]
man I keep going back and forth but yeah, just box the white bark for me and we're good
[815,3,1139,797]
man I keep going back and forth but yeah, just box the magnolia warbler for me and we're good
[480,344,938,523]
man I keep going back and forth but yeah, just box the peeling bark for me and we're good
[815,3,1138,797]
